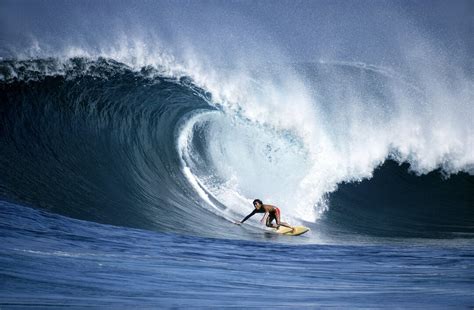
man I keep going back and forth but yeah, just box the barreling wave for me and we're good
[0,57,232,237]
[0,57,473,240]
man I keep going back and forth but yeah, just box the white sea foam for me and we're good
[172,50,473,224]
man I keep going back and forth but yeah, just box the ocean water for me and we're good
[1,0,473,308]
[1,202,473,308]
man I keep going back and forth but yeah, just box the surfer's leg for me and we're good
[266,214,278,228]
[275,208,294,231]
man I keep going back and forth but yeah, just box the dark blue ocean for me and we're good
[1,1,474,308]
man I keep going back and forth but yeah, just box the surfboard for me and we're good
[275,226,309,236]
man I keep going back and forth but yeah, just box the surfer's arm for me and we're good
[240,210,257,224]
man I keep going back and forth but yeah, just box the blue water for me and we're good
[1,202,473,308]
[1,1,474,308]
[1,56,473,309]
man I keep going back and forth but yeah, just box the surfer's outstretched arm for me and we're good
[236,209,257,224]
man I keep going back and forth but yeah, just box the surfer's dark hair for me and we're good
[253,199,263,206]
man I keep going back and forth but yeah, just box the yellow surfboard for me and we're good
[275,226,310,236]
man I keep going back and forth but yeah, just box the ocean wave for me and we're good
[0,57,472,239]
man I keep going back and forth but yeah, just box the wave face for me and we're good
[321,160,474,239]
[1,58,473,241]
[0,58,231,236]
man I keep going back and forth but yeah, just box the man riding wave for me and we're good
[236,199,294,232]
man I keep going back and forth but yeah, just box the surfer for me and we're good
[236,199,294,232]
